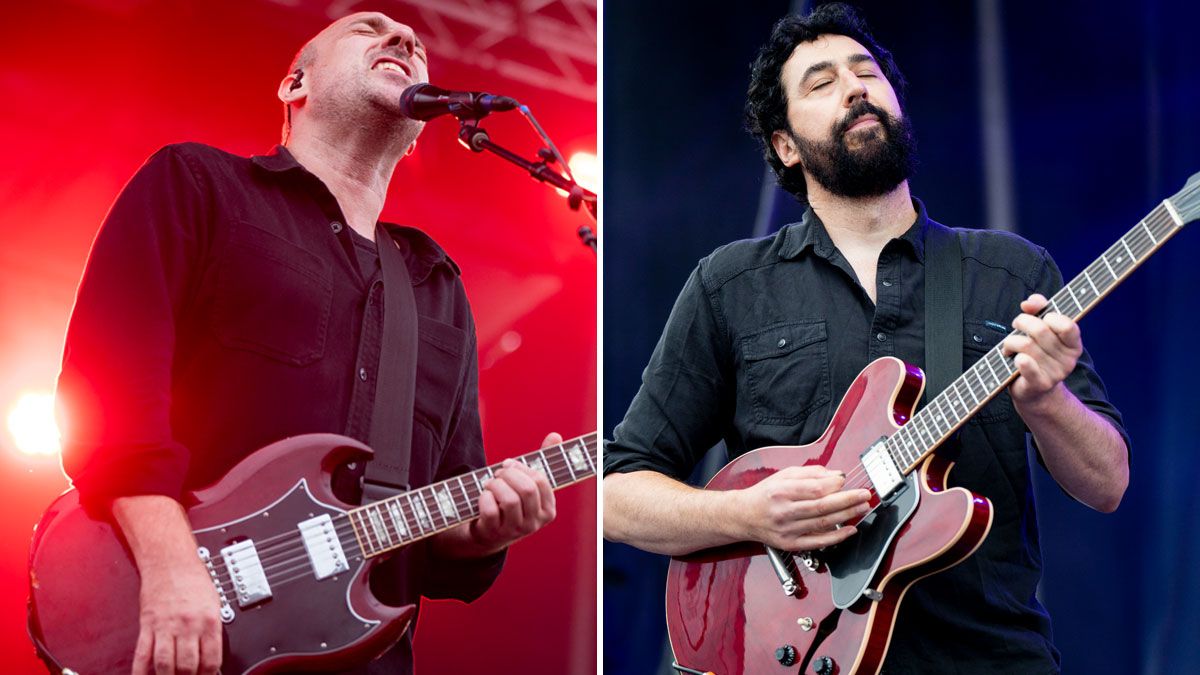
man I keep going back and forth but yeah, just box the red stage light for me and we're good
[7,392,61,457]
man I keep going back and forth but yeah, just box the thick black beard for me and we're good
[792,101,918,198]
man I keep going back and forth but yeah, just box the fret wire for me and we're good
[1082,268,1101,296]
[355,509,376,555]
[539,450,557,487]
[1065,282,1083,311]
[455,476,473,516]
[386,499,409,541]
[1140,219,1158,245]
[581,439,596,472]
[426,489,448,529]
[1119,238,1134,266]
[912,413,932,448]
[981,350,1000,383]
[404,493,426,535]
[935,396,953,434]
[559,444,577,481]
[1100,253,1117,281]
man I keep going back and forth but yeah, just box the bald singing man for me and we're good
[57,12,557,674]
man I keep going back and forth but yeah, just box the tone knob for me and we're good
[813,655,835,674]
[775,644,797,666]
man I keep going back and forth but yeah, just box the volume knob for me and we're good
[775,644,797,666]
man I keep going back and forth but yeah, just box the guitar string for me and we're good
[835,204,1183,495]
[211,446,601,600]
[206,442,598,586]
[228,439,598,565]
[212,441,599,581]
[204,437,597,560]
[840,200,1188,492]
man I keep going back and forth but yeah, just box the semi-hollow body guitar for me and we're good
[28,431,597,674]
[666,174,1199,675]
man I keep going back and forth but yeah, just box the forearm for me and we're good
[1016,383,1129,512]
[602,470,746,556]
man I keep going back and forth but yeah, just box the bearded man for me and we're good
[56,11,558,675]
[602,4,1129,673]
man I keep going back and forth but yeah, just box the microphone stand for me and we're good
[457,120,597,252]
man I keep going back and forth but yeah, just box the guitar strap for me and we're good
[362,222,419,503]
[923,221,963,404]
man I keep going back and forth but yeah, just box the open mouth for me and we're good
[371,58,412,79]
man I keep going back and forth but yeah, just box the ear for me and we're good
[771,129,802,168]
[278,71,306,107]
[403,140,418,157]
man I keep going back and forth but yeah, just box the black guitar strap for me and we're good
[923,221,963,405]
[362,222,419,502]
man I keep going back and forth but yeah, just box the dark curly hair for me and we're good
[745,3,907,202]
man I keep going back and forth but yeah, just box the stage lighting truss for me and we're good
[273,0,597,102]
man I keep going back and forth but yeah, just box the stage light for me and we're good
[7,392,61,456]
[568,152,598,193]
[555,151,598,198]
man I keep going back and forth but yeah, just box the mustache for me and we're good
[833,101,893,137]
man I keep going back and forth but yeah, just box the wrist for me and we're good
[1013,380,1068,418]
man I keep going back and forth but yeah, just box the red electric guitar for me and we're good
[28,431,597,674]
[666,173,1199,675]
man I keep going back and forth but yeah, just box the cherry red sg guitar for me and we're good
[666,174,1199,675]
[28,432,597,674]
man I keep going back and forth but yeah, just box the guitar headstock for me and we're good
[1171,171,1200,225]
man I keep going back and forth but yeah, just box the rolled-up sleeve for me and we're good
[604,263,734,480]
[58,146,207,505]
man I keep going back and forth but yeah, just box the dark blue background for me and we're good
[603,1,1200,672]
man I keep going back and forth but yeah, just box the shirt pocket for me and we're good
[210,220,332,366]
[963,319,1014,424]
[740,320,831,426]
[413,316,469,450]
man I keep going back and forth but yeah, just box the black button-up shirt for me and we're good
[58,142,503,674]
[605,199,1130,674]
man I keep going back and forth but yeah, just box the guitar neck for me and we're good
[346,432,598,558]
[891,194,1195,475]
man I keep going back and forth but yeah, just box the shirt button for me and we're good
[876,332,886,342]
[331,221,343,234]
[777,338,787,348]
[881,280,893,287]
[358,367,367,381]
[973,334,983,343]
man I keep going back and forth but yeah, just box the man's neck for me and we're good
[285,121,410,241]
[806,181,917,254]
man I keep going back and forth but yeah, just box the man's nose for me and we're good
[384,25,418,57]
[840,68,869,107]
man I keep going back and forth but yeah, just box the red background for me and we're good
[0,1,596,672]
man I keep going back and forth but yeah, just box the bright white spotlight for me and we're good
[567,151,598,193]
[8,392,62,456]
[556,151,598,197]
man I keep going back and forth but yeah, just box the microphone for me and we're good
[398,84,520,121]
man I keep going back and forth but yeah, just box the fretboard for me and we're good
[886,197,1192,475]
[346,432,598,558]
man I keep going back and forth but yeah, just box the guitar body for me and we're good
[665,357,994,675]
[28,434,416,674]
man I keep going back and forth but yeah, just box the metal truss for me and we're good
[266,0,597,102]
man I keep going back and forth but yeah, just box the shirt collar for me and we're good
[777,196,930,263]
[251,145,460,282]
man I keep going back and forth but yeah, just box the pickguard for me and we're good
[192,482,375,672]
[826,472,919,609]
